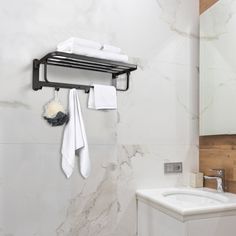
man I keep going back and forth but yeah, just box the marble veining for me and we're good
[156,0,198,38]
[119,145,144,168]
[56,160,119,236]
[0,100,30,109]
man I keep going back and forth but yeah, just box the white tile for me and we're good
[0,144,117,236]
[0,0,199,235]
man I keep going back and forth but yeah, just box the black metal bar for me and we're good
[48,58,124,72]
[36,80,93,91]
[39,51,137,69]
[33,51,137,92]
[47,62,118,74]
[42,62,128,92]
[47,60,122,73]
[49,57,130,70]
[50,56,129,70]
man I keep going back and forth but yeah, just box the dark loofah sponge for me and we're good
[44,111,69,127]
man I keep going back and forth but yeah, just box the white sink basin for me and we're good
[136,187,236,221]
[162,189,228,208]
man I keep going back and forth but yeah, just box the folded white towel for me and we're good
[101,44,121,54]
[57,37,102,51]
[88,84,117,110]
[57,45,129,63]
[61,89,91,179]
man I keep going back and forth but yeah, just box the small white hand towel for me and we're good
[61,89,91,179]
[88,84,117,110]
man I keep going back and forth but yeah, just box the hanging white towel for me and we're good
[61,89,91,179]
[88,84,117,110]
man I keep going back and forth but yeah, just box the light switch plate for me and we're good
[164,162,183,174]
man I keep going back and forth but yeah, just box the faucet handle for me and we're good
[210,168,225,176]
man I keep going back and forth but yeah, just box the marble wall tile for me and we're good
[0,89,117,144]
[0,0,199,235]
[117,62,199,145]
[0,144,117,236]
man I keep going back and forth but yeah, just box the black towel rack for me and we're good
[32,51,137,93]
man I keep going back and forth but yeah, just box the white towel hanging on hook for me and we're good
[61,89,91,179]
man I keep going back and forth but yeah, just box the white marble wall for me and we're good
[0,0,199,235]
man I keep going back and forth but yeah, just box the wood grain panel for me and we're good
[200,0,219,14]
[200,135,236,193]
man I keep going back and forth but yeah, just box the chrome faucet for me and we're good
[204,169,225,192]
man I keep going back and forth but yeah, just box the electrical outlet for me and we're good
[164,162,183,174]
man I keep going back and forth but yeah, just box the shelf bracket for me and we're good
[114,72,130,92]
[32,59,42,91]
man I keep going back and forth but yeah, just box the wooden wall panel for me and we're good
[200,135,236,193]
[200,0,219,14]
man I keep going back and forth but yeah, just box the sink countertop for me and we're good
[136,187,236,222]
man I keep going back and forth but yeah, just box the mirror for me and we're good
[200,0,236,135]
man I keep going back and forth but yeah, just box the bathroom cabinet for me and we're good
[138,201,236,236]
[137,188,236,236]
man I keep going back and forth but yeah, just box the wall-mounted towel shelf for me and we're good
[32,51,137,92]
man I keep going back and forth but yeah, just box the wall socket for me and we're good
[164,162,183,174]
